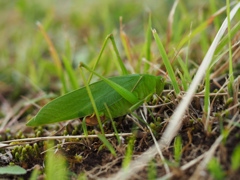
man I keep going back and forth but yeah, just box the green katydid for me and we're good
[26,34,165,128]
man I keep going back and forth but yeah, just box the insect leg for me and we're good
[88,34,128,84]
[80,62,139,105]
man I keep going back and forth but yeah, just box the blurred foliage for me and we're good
[0,0,229,99]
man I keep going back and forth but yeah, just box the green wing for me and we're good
[27,74,158,126]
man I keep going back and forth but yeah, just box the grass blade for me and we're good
[210,0,220,29]
[82,117,88,138]
[148,160,157,180]
[177,56,191,82]
[122,135,135,169]
[152,29,180,94]
[207,157,225,180]
[104,103,121,145]
[226,0,234,97]
[215,21,240,55]
[45,141,68,180]
[120,17,133,67]
[109,34,128,75]
[231,143,240,170]
[37,22,67,94]
[204,68,211,132]
[174,135,182,166]
[97,134,116,157]
[144,13,152,73]
[62,54,79,90]
[177,69,188,91]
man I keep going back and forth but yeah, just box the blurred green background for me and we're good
[0,0,227,101]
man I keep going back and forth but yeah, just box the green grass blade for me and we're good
[45,141,68,180]
[152,29,180,94]
[82,117,88,138]
[110,47,122,75]
[29,167,40,180]
[147,107,157,124]
[60,72,68,94]
[62,54,79,90]
[97,134,116,157]
[185,26,191,73]
[87,34,128,84]
[174,135,182,166]
[37,22,68,94]
[175,19,212,53]
[79,65,105,135]
[227,0,234,97]
[104,103,121,145]
[109,34,128,75]
[200,25,209,54]
[144,13,152,73]
[148,160,157,180]
[204,68,211,113]
[122,135,135,169]
[204,68,211,131]
[130,112,149,127]
[215,21,240,55]
[231,143,240,170]
[177,69,188,91]
[210,0,220,29]
[207,157,225,180]
[177,56,191,82]
[120,19,133,67]
[78,173,87,180]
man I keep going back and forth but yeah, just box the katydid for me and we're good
[26,34,165,127]
[27,73,164,126]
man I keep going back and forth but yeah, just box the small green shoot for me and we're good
[226,0,234,97]
[29,167,40,180]
[215,21,240,55]
[37,22,67,94]
[82,117,88,138]
[144,12,152,73]
[122,135,136,169]
[204,67,211,131]
[78,173,87,180]
[152,29,180,94]
[97,134,116,157]
[61,54,79,90]
[148,160,157,180]
[207,157,225,180]
[177,56,191,84]
[45,141,68,180]
[210,0,220,29]
[231,143,240,171]
[120,17,133,67]
[174,134,182,166]
[104,103,121,145]
[177,69,188,91]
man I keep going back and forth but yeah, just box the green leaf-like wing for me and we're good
[27,74,159,126]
